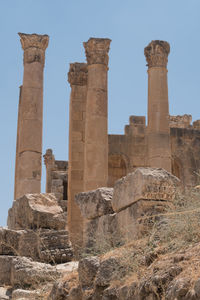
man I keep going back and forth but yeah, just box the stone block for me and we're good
[0,256,12,285]
[115,199,171,242]
[0,227,22,256]
[78,256,100,287]
[7,193,67,230]
[72,111,83,121]
[51,179,63,187]
[0,228,73,264]
[12,289,41,300]
[84,214,120,252]
[95,257,123,287]
[10,256,58,288]
[75,187,114,219]
[112,167,180,212]
[72,131,83,141]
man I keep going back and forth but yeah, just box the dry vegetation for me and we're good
[81,187,200,287]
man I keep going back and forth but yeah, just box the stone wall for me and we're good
[171,127,200,186]
[169,114,192,128]
[108,115,147,186]
[108,115,200,187]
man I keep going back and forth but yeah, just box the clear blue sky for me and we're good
[0,0,200,226]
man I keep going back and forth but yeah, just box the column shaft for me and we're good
[145,40,171,172]
[68,63,88,249]
[14,33,49,199]
[83,38,111,191]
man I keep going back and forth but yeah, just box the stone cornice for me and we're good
[68,63,88,86]
[144,40,170,68]
[83,38,111,66]
[18,33,49,50]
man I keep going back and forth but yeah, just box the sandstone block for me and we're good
[7,193,67,230]
[0,227,22,256]
[112,167,180,212]
[0,256,12,285]
[84,214,120,252]
[48,262,79,300]
[95,257,123,287]
[12,289,41,300]
[11,256,59,288]
[0,227,73,264]
[115,199,171,242]
[75,188,114,219]
[78,256,100,287]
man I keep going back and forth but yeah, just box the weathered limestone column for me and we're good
[144,40,171,172]
[14,33,49,199]
[68,63,88,248]
[83,38,111,191]
[43,149,55,193]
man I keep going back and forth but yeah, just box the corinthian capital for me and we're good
[83,38,111,66]
[144,40,170,68]
[18,33,49,50]
[68,63,88,86]
[18,33,49,65]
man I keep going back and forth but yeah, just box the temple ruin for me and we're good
[14,34,200,248]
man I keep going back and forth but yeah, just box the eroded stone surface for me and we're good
[75,188,114,219]
[0,227,73,264]
[84,214,120,252]
[0,256,12,285]
[11,256,59,288]
[7,193,66,230]
[115,199,172,242]
[78,256,100,287]
[12,289,42,299]
[112,167,180,212]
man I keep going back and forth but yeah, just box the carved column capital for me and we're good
[43,149,55,168]
[68,63,88,86]
[83,38,111,66]
[18,33,49,65]
[144,40,170,68]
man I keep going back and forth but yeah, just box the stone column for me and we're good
[83,38,111,191]
[14,33,49,199]
[43,149,55,193]
[14,86,22,199]
[144,40,171,172]
[67,63,88,249]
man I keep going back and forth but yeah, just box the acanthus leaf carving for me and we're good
[144,40,170,68]
[68,63,88,86]
[83,38,111,66]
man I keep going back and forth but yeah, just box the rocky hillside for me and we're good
[1,168,200,299]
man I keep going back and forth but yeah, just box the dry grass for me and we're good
[83,187,200,286]
[148,187,200,252]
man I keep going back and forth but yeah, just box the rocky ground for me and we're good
[1,168,200,299]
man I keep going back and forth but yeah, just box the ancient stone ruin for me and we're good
[1,33,200,299]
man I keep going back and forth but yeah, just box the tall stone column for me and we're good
[67,63,88,249]
[43,149,56,193]
[14,33,49,199]
[144,40,171,172]
[83,38,111,191]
